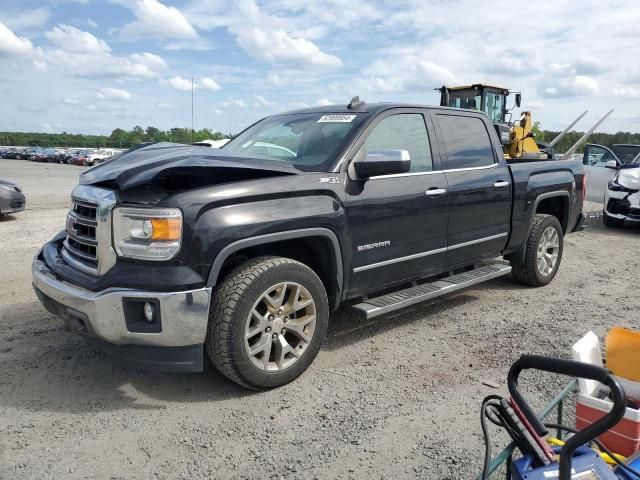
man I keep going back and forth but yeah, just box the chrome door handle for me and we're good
[425,188,447,196]
[494,180,510,189]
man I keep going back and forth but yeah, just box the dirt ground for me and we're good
[0,159,638,480]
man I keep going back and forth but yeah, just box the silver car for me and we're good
[583,144,640,227]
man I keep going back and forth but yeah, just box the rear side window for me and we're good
[365,113,433,172]
[436,114,495,169]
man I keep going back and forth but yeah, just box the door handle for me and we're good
[494,180,510,189]
[425,188,447,197]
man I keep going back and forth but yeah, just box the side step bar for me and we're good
[351,262,512,319]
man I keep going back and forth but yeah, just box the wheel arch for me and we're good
[207,228,344,310]
[533,191,570,233]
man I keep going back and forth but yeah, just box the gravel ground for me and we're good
[0,159,638,480]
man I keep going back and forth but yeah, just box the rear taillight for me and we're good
[582,174,587,199]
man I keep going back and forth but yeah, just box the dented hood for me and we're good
[80,142,300,190]
[617,165,640,191]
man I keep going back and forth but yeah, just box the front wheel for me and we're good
[511,214,564,287]
[206,256,329,390]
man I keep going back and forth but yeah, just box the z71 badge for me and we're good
[357,240,391,252]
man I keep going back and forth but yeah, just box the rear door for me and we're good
[583,144,619,203]
[431,112,511,269]
[345,109,449,293]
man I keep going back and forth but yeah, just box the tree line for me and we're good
[0,126,232,148]
[531,123,640,153]
[2,124,640,153]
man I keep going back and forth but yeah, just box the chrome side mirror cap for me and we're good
[353,149,411,178]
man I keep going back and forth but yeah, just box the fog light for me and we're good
[143,302,155,322]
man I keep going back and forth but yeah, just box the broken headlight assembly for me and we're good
[608,178,634,193]
[112,207,182,260]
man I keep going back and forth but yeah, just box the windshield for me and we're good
[612,145,640,164]
[447,91,482,111]
[223,112,365,171]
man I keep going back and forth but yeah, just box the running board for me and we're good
[351,262,512,319]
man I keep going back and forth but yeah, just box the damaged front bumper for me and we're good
[32,250,212,372]
[604,188,640,223]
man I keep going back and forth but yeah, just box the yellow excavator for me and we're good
[438,84,612,160]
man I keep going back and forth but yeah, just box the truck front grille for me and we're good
[64,198,99,268]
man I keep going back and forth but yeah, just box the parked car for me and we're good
[585,145,640,227]
[583,144,640,203]
[32,101,585,389]
[0,179,26,216]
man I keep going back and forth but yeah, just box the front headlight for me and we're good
[0,184,17,192]
[112,207,182,260]
[608,179,633,193]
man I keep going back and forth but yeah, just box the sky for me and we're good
[1,0,639,136]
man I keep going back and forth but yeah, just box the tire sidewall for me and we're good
[531,216,563,285]
[218,260,329,389]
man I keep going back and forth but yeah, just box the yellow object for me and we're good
[547,437,626,465]
[606,327,640,381]
[508,112,544,159]
[150,218,181,241]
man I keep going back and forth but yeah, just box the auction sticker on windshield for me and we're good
[317,114,357,123]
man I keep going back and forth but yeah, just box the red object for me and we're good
[576,393,640,457]
[509,397,556,462]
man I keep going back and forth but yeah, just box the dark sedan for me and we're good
[0,179,26,216]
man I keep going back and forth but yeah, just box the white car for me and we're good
[584,144,640,227]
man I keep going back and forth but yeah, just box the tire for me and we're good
[511,214,564,287]
[206,256,329,390]
[603,211,623,228]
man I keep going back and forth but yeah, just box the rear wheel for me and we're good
[511,214,563,287]
[603,210,623,228]
[206,256,329,390]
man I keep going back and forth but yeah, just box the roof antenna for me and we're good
[348,96,365,110]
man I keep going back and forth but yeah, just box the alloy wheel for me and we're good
[244,282,317,372]
[536,226,560,276]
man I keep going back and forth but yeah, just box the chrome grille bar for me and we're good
[62,186,117,276]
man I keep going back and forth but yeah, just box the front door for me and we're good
[432,112,511,269]
[583,144,619,203]
[345,110,449,294]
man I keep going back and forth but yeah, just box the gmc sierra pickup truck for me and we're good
[32,101,586,389]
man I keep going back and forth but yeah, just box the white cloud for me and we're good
[87,18,98,29]
[316,98,333,106]
[0,8,50,31]
[526,100,545,109]
[254,95,273,107]
[119,0,198,41]
[46,49,167,79]
[228,0,341,69]
[157,102,172,108]
[200,77,221,91]
[32,59,47,73]
[97,87,132,101]
[538,64,599,98]
[222,99,247,108]
[341,53,456,95]
[0,22,34,56]
[613,87,640,98]
[64,97,83,105]
[267,72,286,85]
[45,24,111,54]
[165,76,193,91]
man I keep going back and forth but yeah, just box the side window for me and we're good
[436,114,496,169]
[364,113,433,173]
[583,145,616,167]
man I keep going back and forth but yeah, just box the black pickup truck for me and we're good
[32,101,585,389]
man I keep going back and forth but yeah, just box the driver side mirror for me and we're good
[605,160,619,170]
[353,149,411,178]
